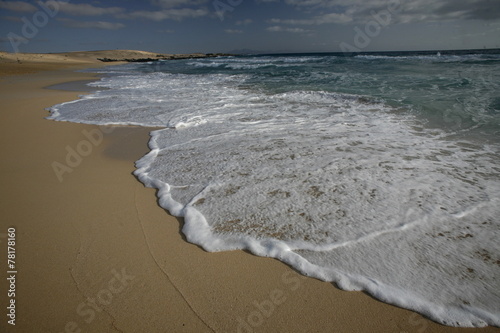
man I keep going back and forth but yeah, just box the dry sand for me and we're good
[0,51,499,332]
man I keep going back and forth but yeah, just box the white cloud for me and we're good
[123,8,208,21]
[236,19,253,26]
[53,2,125,16]
[57,18,125,30]
[151,0,209,9]
[267,26,311,33]
[0,1,126,16]
[278,0,500,24]
[398,0,500,22]
[1,15,22,22]
[0,1,37,12]
[270,12,352,25]
[316,12,353,24]
[225,29,243,34]
[0,0,212,23]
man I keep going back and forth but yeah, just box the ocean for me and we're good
[48,50,500,327]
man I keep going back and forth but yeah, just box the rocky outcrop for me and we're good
[97,53,233,62]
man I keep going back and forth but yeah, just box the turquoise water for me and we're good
[48,50,500,327]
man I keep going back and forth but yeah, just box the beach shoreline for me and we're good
[0,51,499,332]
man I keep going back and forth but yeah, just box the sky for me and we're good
[1,0,499,54]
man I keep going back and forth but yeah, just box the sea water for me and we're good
[47,50,500,327]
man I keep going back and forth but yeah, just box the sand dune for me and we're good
[0,50,229,75]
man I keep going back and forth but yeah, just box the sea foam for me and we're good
[48,54,500,327]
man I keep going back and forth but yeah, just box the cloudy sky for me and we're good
[1,0,499,54]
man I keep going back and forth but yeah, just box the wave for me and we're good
[47,58,500,327]
[355,53,500,63]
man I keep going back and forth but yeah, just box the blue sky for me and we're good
[1,0,499,54]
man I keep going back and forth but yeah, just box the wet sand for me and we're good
[0,51,498,332]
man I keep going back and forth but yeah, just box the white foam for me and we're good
[48,65,500,327]
[187,55,325,70]
[354,54,497,62]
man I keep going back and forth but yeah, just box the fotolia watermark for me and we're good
[339,0,401,53]
[7,0,69,53]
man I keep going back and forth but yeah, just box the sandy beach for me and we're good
[0,51,499,333]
